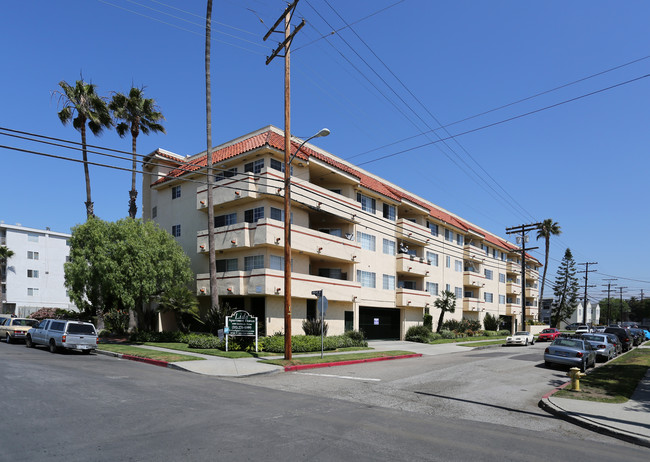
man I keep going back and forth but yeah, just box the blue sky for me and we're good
[2,0,649,301]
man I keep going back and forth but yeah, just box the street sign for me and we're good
[317,296,328,315]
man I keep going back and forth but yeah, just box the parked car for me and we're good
[580,333,616,361]
[537,328,561,342]
[0,317,39,343]
[628,328,645,346]
[604,333,622,356]
[506,331,535,346]
[604,327,633,352]
[564,323,582,331]
[574,325,592,334]
[544,338,597,372]
[641,329,650,341]
[593,325,606,333]
[26,319,98,353]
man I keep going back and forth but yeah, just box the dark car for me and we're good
[604,327,633,352]
[628,328,644,346]
[604,333,622,356]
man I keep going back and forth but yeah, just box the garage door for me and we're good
[359,307,401,340]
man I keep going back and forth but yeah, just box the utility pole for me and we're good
[578,262,597,325]
[506,223,541,331]
[264,0,304,361]
[618,286,628,323]
[602,279,616,326]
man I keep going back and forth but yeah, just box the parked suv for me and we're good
[26,319,98,354]
[604,327,633,352]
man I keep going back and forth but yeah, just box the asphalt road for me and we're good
[2,341,647,461]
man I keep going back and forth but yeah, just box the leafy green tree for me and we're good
[551,248,579,327]
[536,219,562,305]
[628,297,650,324]
[435,290,457,333]
[0,245,14,263]
[483,312,499,331]
[55,79,112,218]
[109,87,166,219]
[157,286,201,333]
[64,218,193,330]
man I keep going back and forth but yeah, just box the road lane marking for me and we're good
[295,372,380,381]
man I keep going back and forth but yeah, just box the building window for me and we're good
[357,270,376,288]
[456,234,464,246]
[152,206,157,218]
[319,228,341,237]
[499,295,506,304]
[27,269,39,278]
[244,159,264,174]
[383,203,396,221]
[215,167,237,182]
[318,268,342,279]
[382,239,395,255]
[27,251,39,260]
[446,255,451,268]
[426,251,438,266]
[358,232,376,251]
[454,287,463,299]
[270,207,292,223]
[172,225,181,237]
[244,255,264,271]
[215,213,237,227]
[244,207,264,223]
[499,273,506,283]
[28,233,39,243]
[445,229,453,242]
[270,158,292,176]
[270,255,293,271]
[356,193,376,214]
[484,269,493,280]
[171,185,181,199]
[454,260,463,272]
[382,274,395,290]
[399,280,416,290]
[27,288,39,296]
[427,221,438,237]
[484,292,494,303]
[426,282,438,295]
[216,258,238,272]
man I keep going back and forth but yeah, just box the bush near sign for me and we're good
[227,310,256,337]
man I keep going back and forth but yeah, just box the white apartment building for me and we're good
[1,223,77,317]
[142,126,541,339]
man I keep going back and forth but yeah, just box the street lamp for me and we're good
[283,127,330,360]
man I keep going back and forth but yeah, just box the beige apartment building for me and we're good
[142,126,540,339]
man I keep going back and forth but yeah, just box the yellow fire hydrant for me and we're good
[568,367,586,391]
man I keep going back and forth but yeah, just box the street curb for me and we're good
[283,353,422,372]
[96,349,185,372]
[538,383,650,449]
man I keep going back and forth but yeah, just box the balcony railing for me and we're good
[396,255,430,276]
[395,218,431,245]
[396,288,431,308]
[463,271,484,288]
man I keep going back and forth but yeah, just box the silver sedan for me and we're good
[544,338,597,372]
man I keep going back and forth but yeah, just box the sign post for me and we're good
[225,310,258,352]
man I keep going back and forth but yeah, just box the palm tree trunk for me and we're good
[436,310,445,333]
[129,133,138,219]
[205,0,219,319]
[81,123,94,218]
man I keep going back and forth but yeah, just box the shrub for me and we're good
[405,325,433,343]
[441,318,481,334]
[343,330,365,342]
[187,334,220,349]
[262,334,367,353]
[302,318,328,336]
[483,312,499,331]
[497,329,511,337]
[129,330,188,343]
[429,333,442,341]
[423,314,433,331]
[482,330,498,337]
[104,309,130,335]
[439,329,455,339]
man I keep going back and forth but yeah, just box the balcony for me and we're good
[396,255,430,276]
[525,306,538,317]
[463,271,484,287]
[505,304,521,316]
[395,218,432,245]
[462,298,484,311]
[525,286,538,298]
[506,260,520,273]
[506,282,521,295]
[463,243,484,262]
[197,218,360,262]
[196,268,361,301]
[396,288,431,308]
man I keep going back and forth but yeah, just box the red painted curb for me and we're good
[542,380,571,399]
[284,353,422,372]
[121,354,170,368]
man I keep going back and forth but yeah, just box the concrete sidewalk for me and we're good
[539,346,650,448]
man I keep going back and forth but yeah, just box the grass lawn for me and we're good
[143,342,373,359]
[428,335,509,345]
[554,348,650,403]
[98,344,204,362]
[263,350,416,367]
[458,340,508,347]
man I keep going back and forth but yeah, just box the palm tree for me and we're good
[435,290,457,333]
[109,87,166,218]
[55,79,112,218]
[205,0,219,321]
[536,219,562,306]
[0,246,14,297]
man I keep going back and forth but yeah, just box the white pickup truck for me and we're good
[26,319,98,354]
